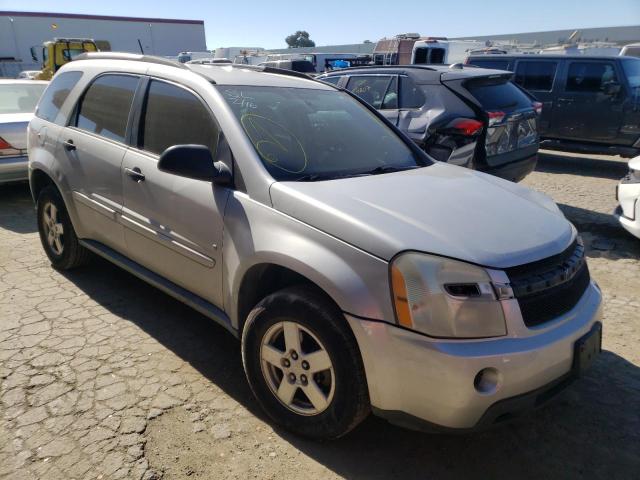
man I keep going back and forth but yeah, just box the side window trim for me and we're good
[133,76,222,158]
[68,72,141,147]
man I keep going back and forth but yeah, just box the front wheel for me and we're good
[241,286,370,439]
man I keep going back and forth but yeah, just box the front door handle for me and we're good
[63,139,76,151]
[125,167,145,182]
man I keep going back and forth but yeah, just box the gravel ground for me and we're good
[1,151,639,480]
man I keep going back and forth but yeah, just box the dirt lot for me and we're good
[1,151,639,480]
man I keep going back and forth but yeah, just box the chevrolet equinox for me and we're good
[28,53,603,439]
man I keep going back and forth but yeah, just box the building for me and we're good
[1,10,207,72]
[264,25,640,56]
[454,25,640,47]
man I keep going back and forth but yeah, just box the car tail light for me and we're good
[487,111,506,126]
[0,136,23,157]
[446,118,484,136]
[532,101,543,115]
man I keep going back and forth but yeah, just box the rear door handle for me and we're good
[125,167,145,182]
[63,139,76,151]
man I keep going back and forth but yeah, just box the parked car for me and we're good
[615,155,640,239]
[258,59,316,74]
[17,70,41,80]
[187,58,232,65]
[1,79,48,184]
[466,54,640,158]
[318,65,541,182]
[29,53,602,439]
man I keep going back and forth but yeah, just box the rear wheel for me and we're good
[36,185,90,270]
[241,286,370,439]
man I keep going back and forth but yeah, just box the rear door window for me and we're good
[346,75,395,109]
[35,71,83,123]
[514,61,557,91]
[566,62,618,93]
[399,76,425,108]
[468,59,510,70]
[139,80,219,156]
[75,74,139,143]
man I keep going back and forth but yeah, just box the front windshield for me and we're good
[622,59,640,89]
[218,86,427,181]
[0,83,47,114]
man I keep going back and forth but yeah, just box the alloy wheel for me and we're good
[260,320,335,415]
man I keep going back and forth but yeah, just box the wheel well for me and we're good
[236,264,339,335]
[30,169,56,202]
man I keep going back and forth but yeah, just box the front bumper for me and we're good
[0,155,29,184]
[347,281,602,431]
[615,178,640,239]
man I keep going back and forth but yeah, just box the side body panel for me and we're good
[121,147,230,306]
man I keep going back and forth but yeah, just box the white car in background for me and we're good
[18,71,41,80]
[0,79,48,184]
[615,155,640,239]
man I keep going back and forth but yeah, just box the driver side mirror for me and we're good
[158,143,232,185]
[603,82,621,96]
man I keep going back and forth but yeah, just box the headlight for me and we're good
[391,253,508,338]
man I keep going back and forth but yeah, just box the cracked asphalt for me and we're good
[1,151,639,480]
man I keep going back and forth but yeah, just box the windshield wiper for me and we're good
[362,165,421,176]
[294,173,334,182]
[294,165,420,182]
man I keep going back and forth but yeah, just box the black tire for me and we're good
[36,185,90,270]
[241,286,370,440]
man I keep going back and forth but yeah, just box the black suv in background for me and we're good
[466,55,640,158]
[319,65,540,182]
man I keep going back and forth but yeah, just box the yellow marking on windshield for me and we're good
[240,113,308,174]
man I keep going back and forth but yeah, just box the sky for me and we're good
[1,0,638,49]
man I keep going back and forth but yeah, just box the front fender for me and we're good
[223,192,394,329]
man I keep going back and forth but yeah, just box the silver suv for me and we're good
[28,53,603,439]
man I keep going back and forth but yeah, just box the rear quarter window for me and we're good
[465,78,533,111]
[35,71,83,123]
[320,76,342,85]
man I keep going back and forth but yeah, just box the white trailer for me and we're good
[411,38,486,65]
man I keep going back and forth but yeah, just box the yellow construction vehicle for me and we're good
[30,38,108,80]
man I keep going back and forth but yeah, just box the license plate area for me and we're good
[573,322,602,376]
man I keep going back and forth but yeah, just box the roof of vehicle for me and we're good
[0,79,48,85]
[467,54,639,61]
[319,64,513,82]
[72,52,331,89]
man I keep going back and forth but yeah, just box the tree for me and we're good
[285,31,316,48]
[363,40,372,44]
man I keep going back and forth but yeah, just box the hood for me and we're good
[0,113,34,150]
[270,163,573,268]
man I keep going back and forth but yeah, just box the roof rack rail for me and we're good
[74,52,188,69]
[190,63,314,81]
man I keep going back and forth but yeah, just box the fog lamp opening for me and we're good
[474,368,501,395]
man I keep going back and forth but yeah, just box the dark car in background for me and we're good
[466,55,640,158]
[318,65,541,182]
